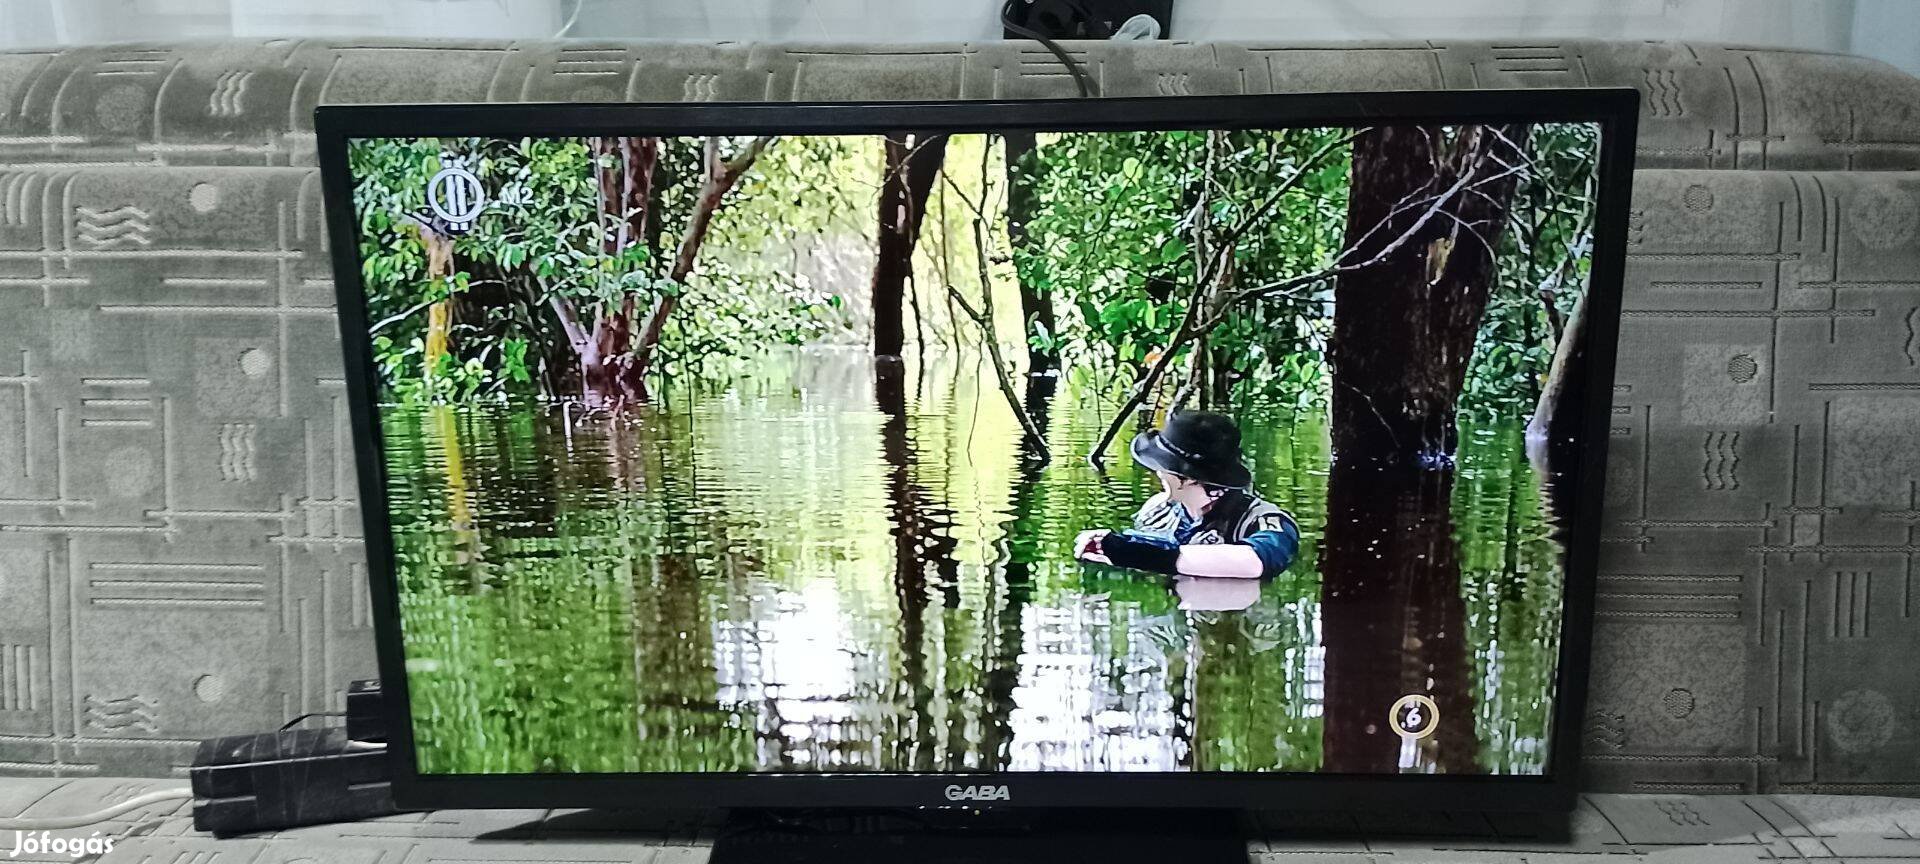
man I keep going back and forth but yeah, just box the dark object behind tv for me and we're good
[315,89,1637,830]
[1003,0,1175,38]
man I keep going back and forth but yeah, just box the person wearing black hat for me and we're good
[1074,411,1300,580]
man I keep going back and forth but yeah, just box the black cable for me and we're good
[279,711,348,732]
[1000,0,1099,98]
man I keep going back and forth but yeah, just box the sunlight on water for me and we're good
[385,349,1565,776]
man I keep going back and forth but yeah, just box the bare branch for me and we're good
[1211,129,1365,259]
[1439,212,1501,262]
[943,148,1050,454]
[1209,159,1528,319]
[369,298,436,336]
[628,135,777,381]
[545,290,591,352]
[1329,159,1526,271]
[1082,132,1363,460]
[876,133,948,189]
[1084,272,1215,462]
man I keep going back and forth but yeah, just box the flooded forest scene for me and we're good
[348,121,1601,776]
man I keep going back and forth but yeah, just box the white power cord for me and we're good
[1113,13,1162,40]
[0,788,193,831]
[553,0,585,38]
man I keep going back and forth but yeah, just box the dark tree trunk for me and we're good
[575,136,660,407]
[1208,340,1234,408]
[594,136,660,256]
[1319,462,1481,775]
[1003,131,1057,374]
[871,133,951,359]
[1329,124,1528,465]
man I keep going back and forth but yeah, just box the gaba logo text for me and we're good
[944,784,1010,802]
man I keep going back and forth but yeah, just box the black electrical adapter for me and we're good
[190,681,395,836]
[346,678,385,743]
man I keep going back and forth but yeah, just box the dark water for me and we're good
[382,349,1565,776]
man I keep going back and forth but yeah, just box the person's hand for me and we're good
[1074,529,1112,564]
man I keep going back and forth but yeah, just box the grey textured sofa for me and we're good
[0,38,1917,805]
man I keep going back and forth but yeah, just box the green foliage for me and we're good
[351,137,442,392]
[351,136,587,404]
[349,135,849,405]
[351,124,1596,421]
[1459,123,1600,420]
[657,136,876,381]
[1018,129,1351,410]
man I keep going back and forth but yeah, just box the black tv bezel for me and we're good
[316,88,1638,815]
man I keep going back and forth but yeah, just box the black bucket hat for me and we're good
[1130,410,1252,489]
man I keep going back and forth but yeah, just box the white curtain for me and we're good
[2,0,1914,77]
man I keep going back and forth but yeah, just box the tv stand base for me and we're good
[709,807,1249,864]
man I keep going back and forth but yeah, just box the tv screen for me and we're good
[320,93,1632,809]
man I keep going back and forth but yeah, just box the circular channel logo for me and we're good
[1389,694,1440,740]
[427,166,485,228]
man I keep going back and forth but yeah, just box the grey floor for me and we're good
[2,779,1918,862]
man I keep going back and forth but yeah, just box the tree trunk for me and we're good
[871,133,951,359]
[595,136,660,256]
[424,299,452,378]
[1003,131,1057,375]
[1328,124,1528,465]
[627,136,775,396]
[554,136,660,408]
[1526,287,1588,513]
[1320,127,1522,771]
[416,226,457,386]
[1319,461,1481,775]
[1208,339,1234,407]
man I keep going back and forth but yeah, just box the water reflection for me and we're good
[1319,462,1477,774]
[385,349,1564,776]
[1172,577,1262,612]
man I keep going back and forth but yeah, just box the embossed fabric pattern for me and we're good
[0,39,1915,791]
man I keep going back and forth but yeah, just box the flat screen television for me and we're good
[317,89,1636,846]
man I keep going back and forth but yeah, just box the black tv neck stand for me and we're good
[710,807,1249,864]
